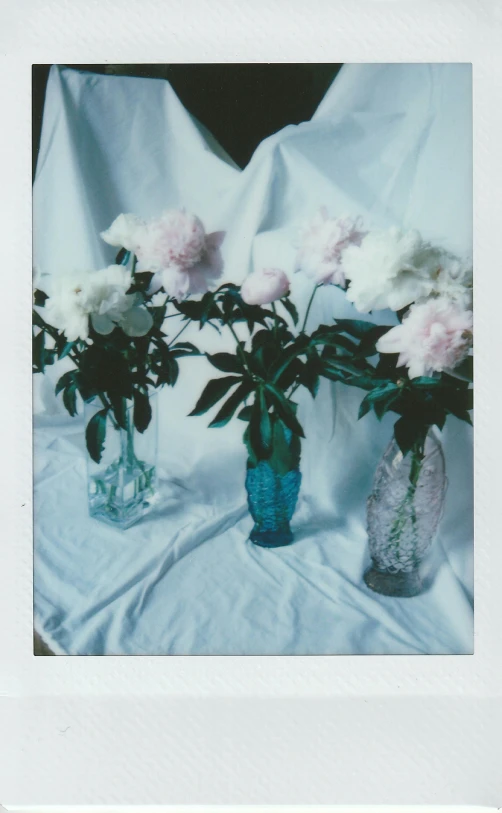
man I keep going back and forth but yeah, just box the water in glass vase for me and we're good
[365,428,446,597]
[85,396,158,530]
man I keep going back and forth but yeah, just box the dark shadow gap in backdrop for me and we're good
[32,63,343,177]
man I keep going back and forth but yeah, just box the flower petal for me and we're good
[120,307,153,337]
[90,312,116,335]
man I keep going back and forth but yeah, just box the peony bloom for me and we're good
[343,227,446,313]
[296,208,366,286]
[151,229,225,299]
[430,251,473,309]
[376,297,473,379]
[240,267,290,306]
[100,213,147,254]
[102,209,225,300]
[45,266,153,341]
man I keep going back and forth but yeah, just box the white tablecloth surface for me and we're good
[33,63,473,655]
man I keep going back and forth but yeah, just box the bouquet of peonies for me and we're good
[294,207,473,595]
[33,208,224,464]
[296,211,473,456]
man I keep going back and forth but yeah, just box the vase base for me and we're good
[249,526,294,548]
[88,461,156,530]
[364,566,423,598]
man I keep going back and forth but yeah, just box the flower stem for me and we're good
[301,284,320,333]
[227,321,252,374]
[271,302,278,339]
[168,321,189,347]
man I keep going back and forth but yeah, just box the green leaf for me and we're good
[249,391,272,459]
[335,319,391,339]
[354,325,392,358]
[281,296,299,326]
[170,341,200,355]
[410,376,443,388]
[259,388,272,450]
[33,330,46,372]
[109,394,128,430]
[358,395,372,420]
[55,370,76,395]
[450,356,473,382]
[200,292,219,327]
[268,417,301,475]
[264,384,305,438]
[301,351,320,398]
[150,304,167,328]
[58,341,76,360]
[174,300,206,320]
[206,352,244,374]
[189,375,242,417]
[133,389,152,433]
[62,384,78,417]
[366,382,401,403]
[33,289,48,307]
[154,341,180,385]
[237,405,253,421]
[85,408,108,463]
[115,247,129,265]
[394,417,428,457]
[209,381,253,428]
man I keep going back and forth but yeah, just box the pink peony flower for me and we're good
[241,267,290,306]
[296,207,366,286]
[376,297,473,379]
[137,209,206,272]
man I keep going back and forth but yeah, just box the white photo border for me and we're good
[1,0,501,805]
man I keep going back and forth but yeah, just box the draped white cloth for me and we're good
[33,63,473,655]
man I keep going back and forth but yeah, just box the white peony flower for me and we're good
[100,213,147,253]
[429,251,473,309]
[343,227,443,313]
[44,265,153,341]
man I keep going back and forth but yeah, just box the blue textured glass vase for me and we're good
[245,422,302,547]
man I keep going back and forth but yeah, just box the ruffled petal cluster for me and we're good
[45,265,153,341]
[376,297,473,378]
[101,209,224,299]
[296,208,365,286]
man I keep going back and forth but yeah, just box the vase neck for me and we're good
[120,402,136,471]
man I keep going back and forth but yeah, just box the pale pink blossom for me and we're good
[149,229,225,299]
[102,208,225,300]
[100,213,147,254]
[137,209,206,272]
[296,208,366,286]
[241,267,290,306]
[376,297,473,379]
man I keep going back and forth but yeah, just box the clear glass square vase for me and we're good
[84,395,158,530]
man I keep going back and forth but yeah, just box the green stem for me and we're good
[271,302,278,339]
[227,321,251,373]
[168,321,189,347]
[301,284,320,333]
[386,444,425,563]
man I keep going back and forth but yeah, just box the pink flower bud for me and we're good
[240,268,290,306]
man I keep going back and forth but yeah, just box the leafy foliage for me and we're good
[33,269,201,463]
[316,317,473,457]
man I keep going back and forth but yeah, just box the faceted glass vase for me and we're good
[245,428,302,548]
[85,396,158,530]
[365,428,447,597]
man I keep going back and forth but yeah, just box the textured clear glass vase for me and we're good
[365,428,446,597]
[85,396,158,530]
[245,421,302,548]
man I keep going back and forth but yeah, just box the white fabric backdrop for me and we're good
[33,63,473,655]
